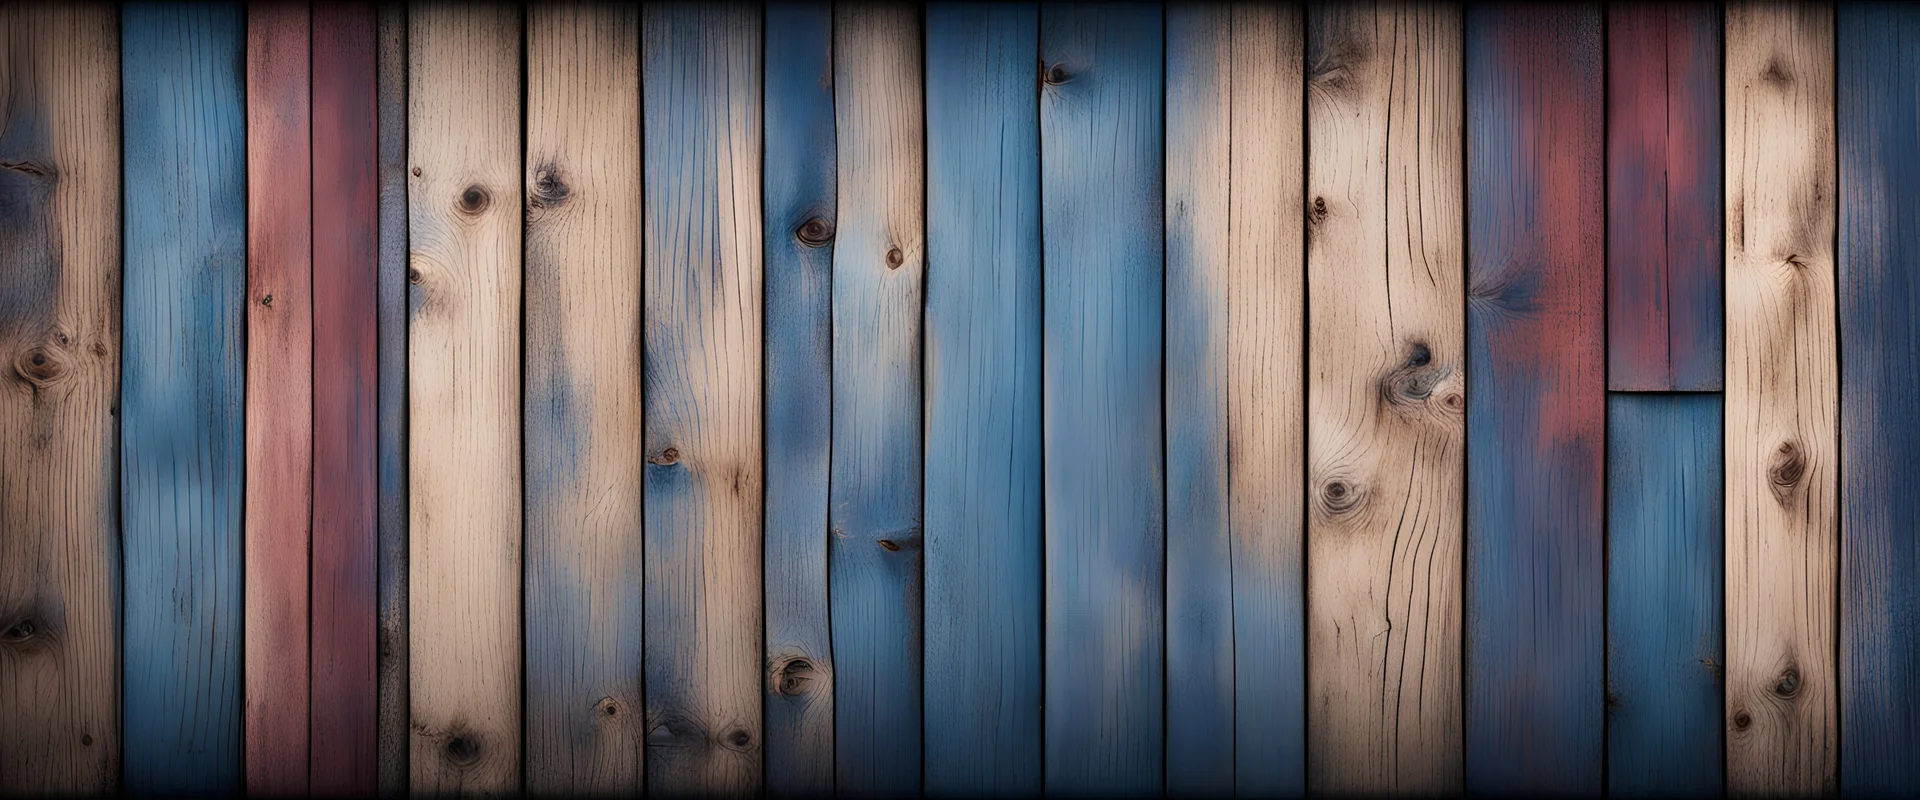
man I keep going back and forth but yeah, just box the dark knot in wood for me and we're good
[530,164,570,209]
[15,348,63,387]
[1042,61,1070,86]
[1774,665,1801,699]
[778,658,816,696]
[1319,478,1363,517]
[444,735,481,767]
[724,729,753,749]
[1768,440,1806,504]
[1732,710,1752,731]
[2,619,37,642]
[886,247,905,270]
[1310,196,1329,224]
[651,447,681,466]
[456,184,491,215]
[795,217,834,248]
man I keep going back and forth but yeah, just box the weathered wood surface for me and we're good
[1606,394,1723,797]
[120,3,246,792]
[642,4,763,795]
[375,4,410,796]
[1040,4,1165,794]
[1306,3,1463,794]
[1607,3,1723,392]
[923,4,1042,796]
[1463,4,1604,794]
[0,4,120,794]
[1725,4,1838,795]
[407,4,522,793]
[829,5,923,796]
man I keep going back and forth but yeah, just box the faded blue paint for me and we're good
[374,6,410,794]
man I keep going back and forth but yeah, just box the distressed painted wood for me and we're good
[1607,3,1723,392]
[1040,5,1164,794]
[525,4,644,794]
[641,4,764,794]
[374,4,410,796]
[829,5,923,796]
[1606,393,1723,797]
[1463,4,1604,794]
[406,5,522,793]
[0,5,120,794]
[1725,4,1838,794]
[1306,3,1463,794]
[120,3,246,793]
[311,4,380,793]
[1841,6,1920,794]
[923,4,1042,795]
[761,2,835,795]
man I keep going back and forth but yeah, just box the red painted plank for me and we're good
[244,2,313,794]
[312,3,380,794]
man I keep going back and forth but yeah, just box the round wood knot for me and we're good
[407,268,424,285]
[411,167,423,177]
[1381,341,1444,409]
[261,293,274,308]
[1768,440,1806,503]
[1761,55,1792,86]
[81,734,92,746]
[1042,61,1070,86]
[1732,709,1753,731]
[456,184,491,215]
[1310,196,1329,223]
[650,447,681,466]
[14,348,63,387]
[1773,666,1801,699]
[530,164,570,208]
[885,247,905,270]
[1318,477,1364,517]
[2,618,37,642]
[596,697,621,717]
[795,217,834,248]
[778,659,816,696]
[723,729,753,750]
[443,734,481,767]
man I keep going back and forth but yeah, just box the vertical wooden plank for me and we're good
[120,3,246,793]
[1040,5,1164,794]
[1725,4,1837,794]
[0,5,120,794]
[1606,394,1724,796]
[1840,6,1920,794]
[374,4,410,796]
[1607,3,1724,392]
[829,5,923,795]
[407,4,522,793]
[641,4,763,794]
[762,2,835,795]
[1463,4,1603,794]
[525,4,643,795]
[923,4,1042,796]
[1306,3,1463,794]
[312,3,380,793]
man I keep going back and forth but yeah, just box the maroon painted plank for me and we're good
[1606,2,1722,391]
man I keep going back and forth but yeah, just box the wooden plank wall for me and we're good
[374,4,410,796]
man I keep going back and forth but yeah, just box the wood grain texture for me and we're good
[1306,3,1463,794]
[1463,4,1603,794]
[923,4,1042,795]
[641,4,763,794]
[761,3,835,795]
[1039,5,1164,794]
[1607,3,1724,392]
[406,4,522,793]
[374,4,409,796]
[525,5,643,794]
[1725,4,1837,794]
[0,5,120,794]
[1840,6,1920,794]
[829,5,923,795]
[1606,393,1723,797]
[245,4,313,792]
[311,4,379,792]
[120,4,246,793]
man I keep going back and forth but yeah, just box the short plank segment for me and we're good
[1306,4,1463,794]
[1040,5,1165,794]
[641,4,764,794]
[1724,4,1838,794]
[1841,6,1920,794]
[375,5,410,796]
[120,4,247,793]
[0,5,120,794]
[525,4,644,794]
[1607,3,1724,392]
[829,5,924,795]
[312,4,380,793]
[923,4,1043,795]
[762,2,835,795]
[1463,4,1604,794]
[245,4,314,792]
[1606,394,1723,796]
[407,5,522,793]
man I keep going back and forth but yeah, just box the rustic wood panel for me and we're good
[923,4,1042,795]
[406,4,522,793]
[1039,4,1165,794]
[1463,4,1604,794]
[829,5,924,795]
[1606,393,1723,796]
[0,5,120,794]
[1607,3,1723,392]
[641,4,763,794]
[761,2,835,795]
[120,4,246,792]
[1306,3,1463,794]
[374,4,410,796]
[525,4,643,794]
[1725,4,1837,794]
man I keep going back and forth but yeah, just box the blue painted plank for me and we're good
[923,4,1043,796]
[1606,394,1723,797]
[1839,6,1920,795]
[120,3,247,793]
[374,5,409,796]
[1039,4,1164,795]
